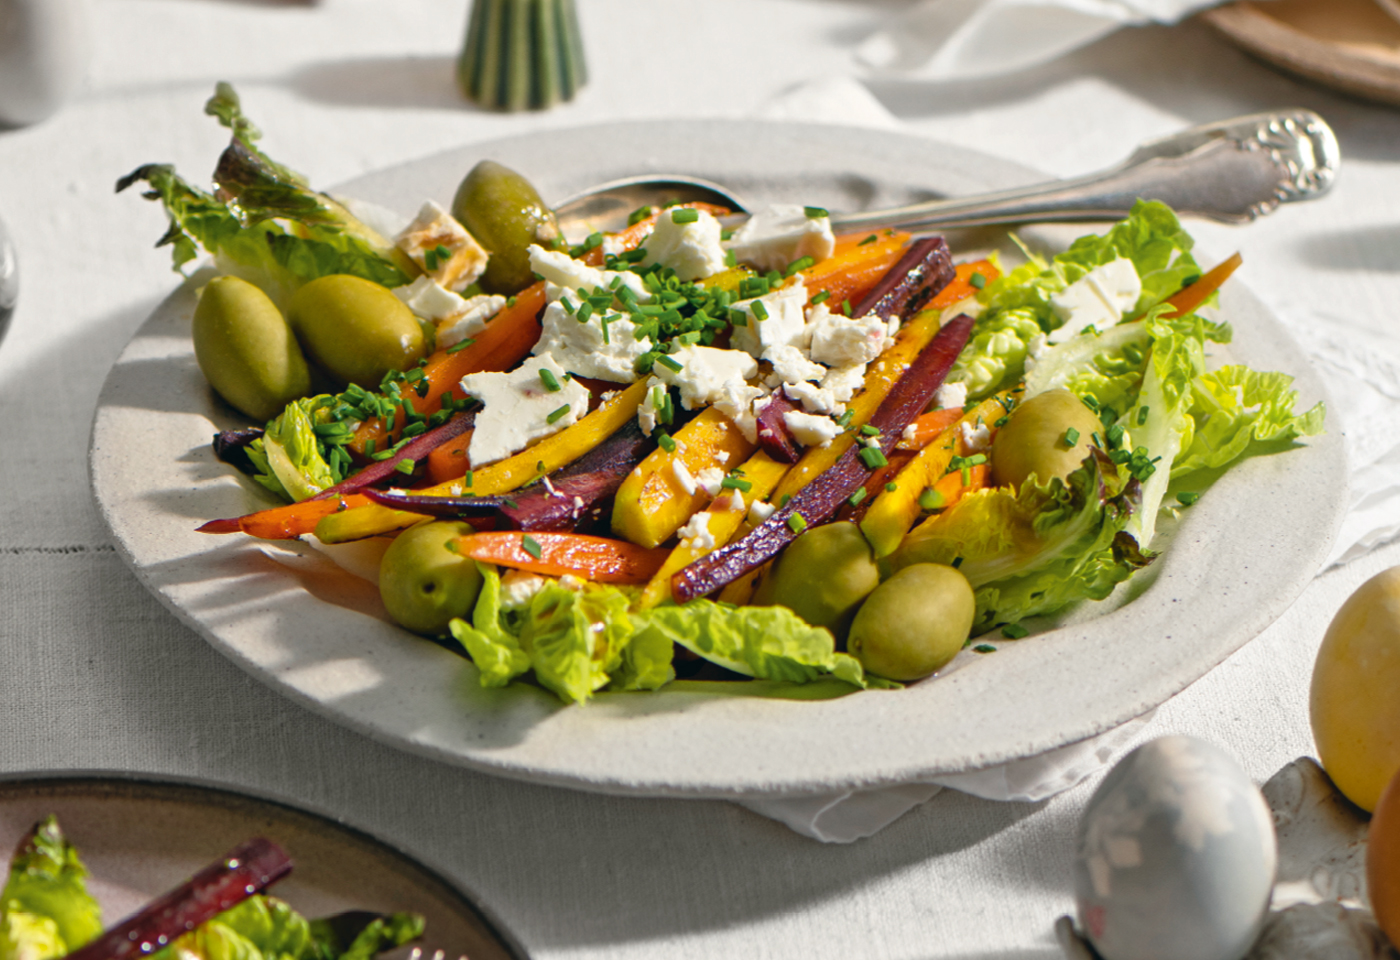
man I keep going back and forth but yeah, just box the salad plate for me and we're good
[0,771,526,959]
[90,120,1344,799]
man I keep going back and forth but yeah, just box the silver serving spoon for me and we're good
[0,214,16,346]
[553,109,1338,243]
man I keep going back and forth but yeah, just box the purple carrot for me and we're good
[212,427,265,475]
[672,313,975,603]
[62,838,292,960]
[307,409,476,501]
[363,418,655,531]
[851,236,955,321]
[755,392,801,464]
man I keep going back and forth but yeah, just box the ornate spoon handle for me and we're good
[830,109,1340,233]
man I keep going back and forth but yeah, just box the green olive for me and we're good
[451,160,560,294]
[754,521,880,639]
[990,388,1102,490]
[192,276,311,422]
[285,275,425,389]
[379,521,483,637]
[847,563,975,681]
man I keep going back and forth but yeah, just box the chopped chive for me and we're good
[628,205,655,227]
[786,513,808,534]
[859,446,888,469]
[657,432,676,453]
[858,234,878,246]
[721,476,752,491]
[803,206,828,219]
[1092,431,1104,449]
[750,300,769,322]
[951,556,964,568]
[423,248,439,272]
[973,644,997,654]
[725,249,737,267]
[364,438,376,456]
[656,354,683,372]
[1137,405,1150,425]
[402,421,426,438]
[994,416,1009,428]
[394,458,414,475]
[811,290,830,306]
[884,482,898,493]
[670,208,700,224]
[969,271,987,290]
[1177,491,1201,506]
[464,470,473,488]
[841,299,852,316]
[860,424,880,436]
[1001,623,1029,639]
[847,487,867,507]
[837,410,855,428]
[539,368,562,392]
[447,337,476,354]
[728,308,748,327]
[546,404,572,424]
[576,301,593,323]
[1107,423,1125,446]
[506,295,518,309]
[918,488,944,511]
[1063,427,1080,447]
[785,256,815,278]
[521,535,543,560]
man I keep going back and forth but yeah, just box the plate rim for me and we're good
[90,118,1348,799]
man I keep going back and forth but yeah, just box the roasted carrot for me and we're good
[800,234,909,311]
[451,532,669,584]
[197,493,372,540]
[922,462,989,513]
[925,259,999,312]
[896,407,965,451]
[351,282,546,454]
[1159,252,1242,319]
[425,429,474,485]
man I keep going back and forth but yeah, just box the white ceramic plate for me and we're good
[90,121,1344,799]
[0,772,526,959]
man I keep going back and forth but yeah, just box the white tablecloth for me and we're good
[4,2,1400,957]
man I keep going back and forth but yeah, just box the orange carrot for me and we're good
[925,259,999,313]
[452,532,669,584]
[1159,252,1242,319]
[800,234,910,310]
[923,462,989,513]
[580,202,735,265]
[425,429,474,485]
[351,282,546,454]
[198,493,372,540]
[897,406,966,451]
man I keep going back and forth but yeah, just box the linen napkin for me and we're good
[855,0,1254,80]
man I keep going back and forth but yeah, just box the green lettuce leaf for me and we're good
[1023,320,1151,415]
[0,817,102,960]
[1053,200,1201,312]
[1173,365,1325,477]
[313,914,424,960]
[154,896,421,960]
[632,602,895,689]
[947,307,1044,400]
[116,85,409,308]
[449,563,532,688]
[247,397,338,502]
[519,582,635,703]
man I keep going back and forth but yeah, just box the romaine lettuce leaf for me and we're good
[0,817,102,959]
[1023,320,1151,415]
[449,563,532,688]
[1173,365,1325,477]
[519,582,635,703]
[154,896,421,960]
[244,397,338,502]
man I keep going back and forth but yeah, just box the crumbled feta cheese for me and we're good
[458,355,590,467]
[806,302,890,366]
[672,459,698,496]
[725,204,836,273]
[959,421,992,453]
[636,376,667,437]
[695,466,727,498]
[439,295,507,348]
[533,300,652,383]
[901,422,919,444]
[573,495,585,510]
[715,450,730,465]
[499,569,553,610]
[728,280,808,358]
[763,343,826,385]
[396,201,489,292]
[528,244,650,304]
[641,209,727,281]
[677,511,716,551]
[748,500,777,525]
[785,362,866,415]
[712,491,743,514]
[1049,258,1141,343]
[784,410,843,448]
[654,344,760,411]
[934,380,968,411]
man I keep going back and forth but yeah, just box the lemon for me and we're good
[1309,565,1400,812]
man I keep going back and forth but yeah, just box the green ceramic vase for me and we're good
[458,0,587,111]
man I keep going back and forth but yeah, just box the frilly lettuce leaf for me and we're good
[519,582,635,703]
[633,602,894,689]
[1023,320,1151,414]
[246,397,337,502]
[310,914,425,960]
[1173,365,1325,477]
[889,454,1148,631]
[1053,200,1201,312]
[0,817,102,959]
[449,564,532,688]
[947,307,1043,400]
[116,84,409,308]
[153,896,422,960]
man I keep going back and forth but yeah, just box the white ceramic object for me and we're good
[0,0,90,127]
[90,121,1346,799]
[0,772,527,958]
